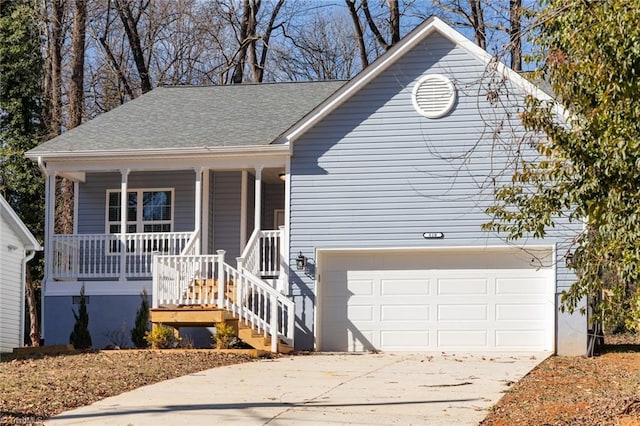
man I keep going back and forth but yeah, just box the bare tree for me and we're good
[113,0,152,93]
[276,10,361,81]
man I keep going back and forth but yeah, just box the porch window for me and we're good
[106,188,174,252]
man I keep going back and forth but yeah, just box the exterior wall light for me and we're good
[279,173,286,182]
[296,252,307,270]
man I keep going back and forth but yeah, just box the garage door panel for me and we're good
[347,304,374,321]
[496,304,550,321]
[438,304,488,321]
[381,304,430,321]
[438,330,488,347]
[495,330,547,348]
[319,250,554,352]
[346,279,374,296]
[380,279,430,295]
[496,277,547,294]
[381,330,430,349]
[437,278,489,295]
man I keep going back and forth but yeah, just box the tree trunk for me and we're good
[387,0,400,45]
[69,0,86,129]
[47,0,65,138]
[470,0,486,50]
[252,0,285,83]
[231,0,253,84]
[509,0,522,71]
[114,0,152,93]
[25,267,40,347]
[345,0,369,68]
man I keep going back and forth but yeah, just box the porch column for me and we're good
[43,172,55,281]
[240,170,248,251]
[194,167,203,255]
[254,166,263,232]
[119,169,129,282]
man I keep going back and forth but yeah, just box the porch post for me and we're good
[119,169,129,282]
[202,169,209,254]
[254,166,263,232]
[240,170,248,251]
[194,167,203,255]
[44,172,55,281]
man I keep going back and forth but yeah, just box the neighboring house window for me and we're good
[106,189,174,252]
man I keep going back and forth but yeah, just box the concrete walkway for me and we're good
[46,352,548,425]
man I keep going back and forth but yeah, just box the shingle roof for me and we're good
[29,81,345,154]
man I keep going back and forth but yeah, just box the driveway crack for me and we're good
[263,355,408,425]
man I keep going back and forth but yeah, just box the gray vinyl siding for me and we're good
[77,170,196,234]
[289,33,581,350]
[212,171,242,261]
[263,183,284,230]
[43,295,213,348]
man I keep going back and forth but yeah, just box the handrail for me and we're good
[152,250,295,350]
[239,228,283,279]
[180,230,200,256]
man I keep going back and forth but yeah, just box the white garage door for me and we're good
[318,248,555,352]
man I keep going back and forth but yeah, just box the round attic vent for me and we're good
[412,74,456,119]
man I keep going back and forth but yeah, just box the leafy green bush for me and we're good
[131,289,150,348]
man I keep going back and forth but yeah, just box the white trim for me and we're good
[240,170,248,251]
[283,159,291,295]
[27,143,290,161]
[40,155,289,176]
[194,168,203,254]
[73,181,79,234]
[201,169,210,254]
[254,166,263,232]
[43,280,152,296]
[283,16,555,145]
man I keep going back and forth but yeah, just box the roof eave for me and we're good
[26,143,290,162]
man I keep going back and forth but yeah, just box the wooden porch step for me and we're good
[150,307,235,327]
[233,320,294,354]
[184,278,235,303]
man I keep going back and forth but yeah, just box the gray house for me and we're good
[27,17,586,355]
[0,195,42,352]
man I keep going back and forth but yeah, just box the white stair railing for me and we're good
[152,250,295,351]
[240,228,283,279]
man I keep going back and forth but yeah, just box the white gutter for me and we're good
[25,144,290,161]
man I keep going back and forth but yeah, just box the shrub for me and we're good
[213,322,236,349]
[131,289,150,348]
[70,285,92,350]
[145,324,179,349]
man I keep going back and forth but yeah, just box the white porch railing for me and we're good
[51,232,193,280]
[242,228,283,278]
[152,250,295,351]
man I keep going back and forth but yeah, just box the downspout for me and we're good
[20,249,37,347]
[37,156,49,342]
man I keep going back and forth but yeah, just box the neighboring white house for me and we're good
[0,194,42,352]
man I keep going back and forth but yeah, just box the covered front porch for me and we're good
[40,152,295,351]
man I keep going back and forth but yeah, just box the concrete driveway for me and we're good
[46,352,548,425]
